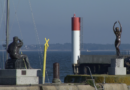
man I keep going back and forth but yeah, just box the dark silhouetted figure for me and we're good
[7,36,31,69]
[113,21,122,56]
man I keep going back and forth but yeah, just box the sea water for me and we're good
[0,51,128,83]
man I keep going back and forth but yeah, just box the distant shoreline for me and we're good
[0,50,128,52]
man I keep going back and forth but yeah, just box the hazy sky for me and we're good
[0,0,130,45]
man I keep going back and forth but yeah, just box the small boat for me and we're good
[87,49,91,52]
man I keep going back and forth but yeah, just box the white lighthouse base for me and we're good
[0,69,41,85]
[108,58,126,75]
[72,31,80,64]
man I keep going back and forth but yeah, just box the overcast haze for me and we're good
[0,0,130,45]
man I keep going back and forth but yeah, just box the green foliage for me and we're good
[85,80,94,87]
[64,75,130,85]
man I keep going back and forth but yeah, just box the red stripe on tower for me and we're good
[72,14,80,31]
[71,14,81,64]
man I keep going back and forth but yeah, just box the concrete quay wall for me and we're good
[0,84,95,90]
[0,83,128,90]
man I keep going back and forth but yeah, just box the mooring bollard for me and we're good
[52,62,61,83]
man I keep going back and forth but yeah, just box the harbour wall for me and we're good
[0,83,128,90]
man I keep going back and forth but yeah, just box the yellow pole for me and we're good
[21,52,27,69]
[43,38,49,84]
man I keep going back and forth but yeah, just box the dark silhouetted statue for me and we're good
[7,36,31,69]
[113,21,122,56]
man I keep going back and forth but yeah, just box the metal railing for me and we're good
[86,66,97,90]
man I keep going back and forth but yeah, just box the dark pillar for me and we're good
[52,62,61,83]
[53,63,60,79]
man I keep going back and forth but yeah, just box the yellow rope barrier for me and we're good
[43,38,49,84]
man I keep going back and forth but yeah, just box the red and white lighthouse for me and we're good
[72,14,80,64]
